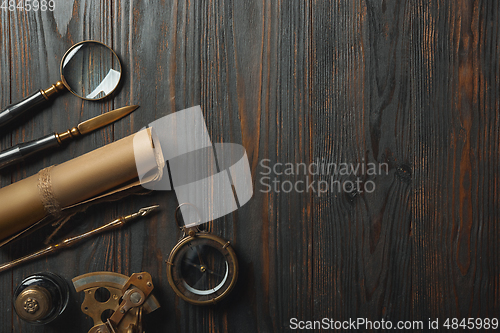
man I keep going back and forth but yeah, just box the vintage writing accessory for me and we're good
[0,205,159,274]
[73,271,160,333]
[166,204,238,305]
[13,272,69,325]
[0,128,161,244]
[0,105,138,170]
[0,41,122,130]
[0,106,253,246]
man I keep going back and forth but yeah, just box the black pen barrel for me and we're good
[0,90,49,131]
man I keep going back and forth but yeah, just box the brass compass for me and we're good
[166,204,238,305]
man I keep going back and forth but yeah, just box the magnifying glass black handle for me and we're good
[0,82,65,132]
[0,91,48,130]
[0,133,60,170]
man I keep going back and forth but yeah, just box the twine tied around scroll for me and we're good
[37,166,62,219]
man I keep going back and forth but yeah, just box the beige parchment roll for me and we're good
[0,128,159,242]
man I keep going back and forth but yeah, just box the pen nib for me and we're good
[137,205,160,217]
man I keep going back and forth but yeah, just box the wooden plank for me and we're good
[0,0,499,332]
[410,0,500,323]
[310,0,414,324]
[0,7,13,330]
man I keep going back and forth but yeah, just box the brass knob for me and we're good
[41,80,66,100]
[14,286,52,322]
[24,298,39,313]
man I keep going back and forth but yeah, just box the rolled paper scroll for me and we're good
[0,128,160,242]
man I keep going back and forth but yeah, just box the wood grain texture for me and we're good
[410,0,500,323]
[310,0,415,324]
[0,0,499,332]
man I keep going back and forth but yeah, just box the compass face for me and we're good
[167,234,238,305]
[180,244,229,295]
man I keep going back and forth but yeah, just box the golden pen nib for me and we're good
[56,105,139,143]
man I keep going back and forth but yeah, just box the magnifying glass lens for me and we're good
[61,41,121,100]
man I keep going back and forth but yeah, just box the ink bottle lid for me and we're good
[13,272,69,325]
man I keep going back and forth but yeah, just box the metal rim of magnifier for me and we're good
[59,40,122,101]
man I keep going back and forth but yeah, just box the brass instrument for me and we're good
[0,205,159,273]
[73,271,160,333]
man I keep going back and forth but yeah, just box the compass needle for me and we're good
[167,204,238,305]
[167,231,238,304]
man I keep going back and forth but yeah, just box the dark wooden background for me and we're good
[0,0,499,332]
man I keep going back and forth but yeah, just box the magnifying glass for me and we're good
[0,40,122,130]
